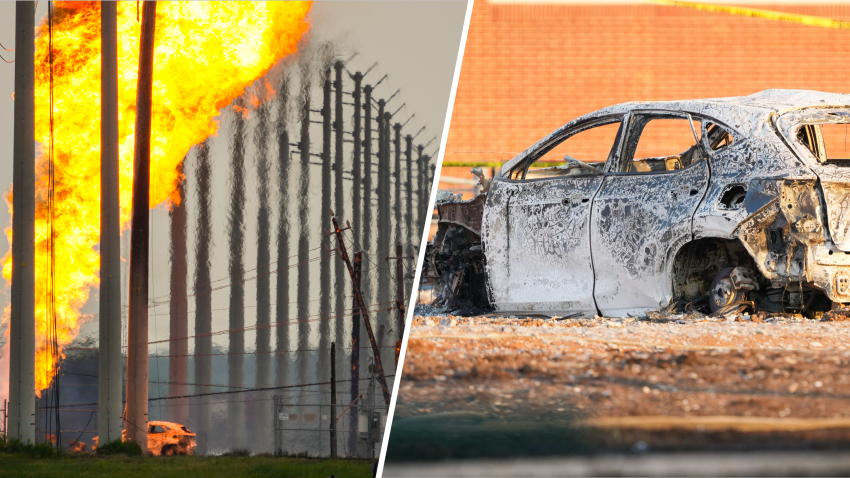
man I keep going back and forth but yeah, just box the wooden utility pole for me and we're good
[9,0,36,445]
[328,215,391,406]
[349,251,362,454]
[126,1,156,453]
[99,0,124,444]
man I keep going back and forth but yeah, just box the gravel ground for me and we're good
[390,310,850,456]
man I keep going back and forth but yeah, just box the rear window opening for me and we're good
[705,122,734,151]
[797,123,850,165]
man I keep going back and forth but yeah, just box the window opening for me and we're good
[705,122,734,150]
[800,123,850,165]
[517,120,622,180]
[621,115,703,173]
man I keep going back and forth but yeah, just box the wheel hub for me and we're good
[712,277,737,309]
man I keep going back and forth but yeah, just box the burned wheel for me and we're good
[708,267,747,313]
[162,445,175,457]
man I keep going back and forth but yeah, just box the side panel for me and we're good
[693,128,812,240]
[591,162,709,315]
[482,177,603,314]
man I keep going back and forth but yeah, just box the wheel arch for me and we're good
[667,236,755,305]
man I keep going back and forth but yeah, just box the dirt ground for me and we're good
[391,309,850,455]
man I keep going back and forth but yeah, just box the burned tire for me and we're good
[708,267,747,313]
[162,445,175,457]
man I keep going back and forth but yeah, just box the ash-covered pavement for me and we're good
[386,309,850,466]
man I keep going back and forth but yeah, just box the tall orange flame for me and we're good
[2,1,312,393]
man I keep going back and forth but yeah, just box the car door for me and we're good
[482,115,625,315]
[591,111,710,316]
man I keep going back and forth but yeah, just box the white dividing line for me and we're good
[376,0,476,475]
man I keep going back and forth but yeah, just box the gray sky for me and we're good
[0,2,466,373]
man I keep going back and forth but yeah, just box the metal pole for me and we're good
[126,0,156,453]
[417,145,426,235]
[352,74,362,253]
[193,141,213,454]
[8,0,35,446]
[297,72,311,391]
[348,252,361,455]
[329,342,337,458]
[362,86,372,314]
[404,136,415,297]
[405,134,413,258]
[376,102,388,372]
[253,102,272,451]
[330,217,391,405]
[273,395,280,456]
[167,164,188,426]
[393,124,402,247]
[320,70,332,387]
[333,62,345,356]
[275,76,291,391]
[427,157,435,199]
[227,97,247,449]
[394,242,405,365]
[98,0,123,446]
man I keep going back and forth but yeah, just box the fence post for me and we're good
[349,252,362,456]
[330,342,337,458]
[273,395,279,457]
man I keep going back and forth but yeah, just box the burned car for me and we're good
[120,420,197,455]
[147,421,196,455]
[427,90,850,317]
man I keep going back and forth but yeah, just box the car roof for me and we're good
[499,89,850,177]
[609,89,850,114]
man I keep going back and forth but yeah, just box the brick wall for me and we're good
[439,1,850,198]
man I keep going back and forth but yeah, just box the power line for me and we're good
[54,375,396,408]
[147,300,400,345]
[149,375,395,401]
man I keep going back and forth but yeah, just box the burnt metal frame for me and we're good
[505,114,626,181]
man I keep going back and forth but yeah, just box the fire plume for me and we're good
[2,1,312,393]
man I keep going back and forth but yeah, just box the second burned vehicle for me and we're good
[426,90,850,317]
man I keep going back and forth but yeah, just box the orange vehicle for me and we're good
[146,421,197,456]
[118,421,197,456]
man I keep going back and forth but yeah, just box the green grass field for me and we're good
[0,454,373,478]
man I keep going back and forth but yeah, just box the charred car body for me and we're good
[427,90,850,317]
[120,420,197,455]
